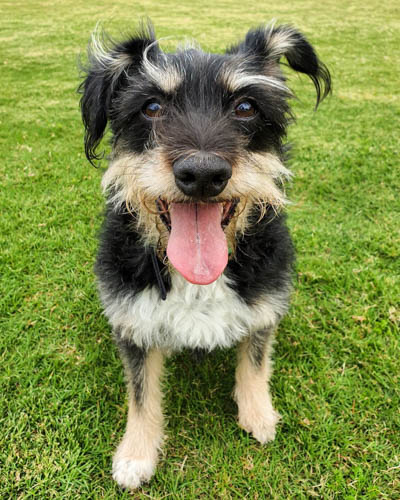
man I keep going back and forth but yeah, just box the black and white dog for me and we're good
[80,21,330,490]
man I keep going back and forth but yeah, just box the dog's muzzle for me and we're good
[172,152,232,198]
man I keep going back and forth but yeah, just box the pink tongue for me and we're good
[167,203,228,285]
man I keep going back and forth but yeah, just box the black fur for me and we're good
[226,206,294,305]
[115,334,147,406]
[95,207,171,299]
[248,328,274,368]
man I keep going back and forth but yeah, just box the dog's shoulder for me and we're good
[226,206,294,305]
[95,206,171,298]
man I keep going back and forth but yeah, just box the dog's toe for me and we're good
[112,457,156,490]
[238,408,281,444]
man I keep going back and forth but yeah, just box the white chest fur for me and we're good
[101,272,287,350]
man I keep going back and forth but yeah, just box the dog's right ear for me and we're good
[79,24,157,165]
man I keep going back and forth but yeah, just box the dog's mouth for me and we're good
[156,198,239,285]
[156,198,239,231]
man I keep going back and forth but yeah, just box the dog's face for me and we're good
[80,23,330,284]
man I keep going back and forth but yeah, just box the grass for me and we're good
[1,0,399,498]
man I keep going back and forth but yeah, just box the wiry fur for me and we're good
[79,19,331,490]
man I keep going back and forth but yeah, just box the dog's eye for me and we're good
[143,101,162,119]
[234,101,256,119]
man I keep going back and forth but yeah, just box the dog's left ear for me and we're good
[228,24,331,106]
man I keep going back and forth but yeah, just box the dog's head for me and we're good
[80,22,330,285]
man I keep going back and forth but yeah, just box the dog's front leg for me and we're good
[112,338,164,490]
[234,330,280,444]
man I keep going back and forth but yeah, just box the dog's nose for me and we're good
[173,153,232,198]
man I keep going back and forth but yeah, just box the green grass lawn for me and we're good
[1,0,399,498]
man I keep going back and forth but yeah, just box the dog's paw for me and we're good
[238,407,281,444]
[112,457,156,490]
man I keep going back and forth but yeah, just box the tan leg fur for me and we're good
[234,336,280,444]
[112,349,164,490]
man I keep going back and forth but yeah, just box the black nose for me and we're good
[173,153,232,198]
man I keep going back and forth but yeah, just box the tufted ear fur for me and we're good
[227,23,331,106]
[79,23,158,165]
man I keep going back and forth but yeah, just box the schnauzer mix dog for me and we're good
[80,21,330,489]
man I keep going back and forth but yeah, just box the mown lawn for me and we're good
[1,0,399,498]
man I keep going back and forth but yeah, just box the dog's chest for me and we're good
[106,273,278,350]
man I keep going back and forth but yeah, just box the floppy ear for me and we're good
[79,24,158,165]
[228,23,331,106]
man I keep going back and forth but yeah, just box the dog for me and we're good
[79,21,330,490]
